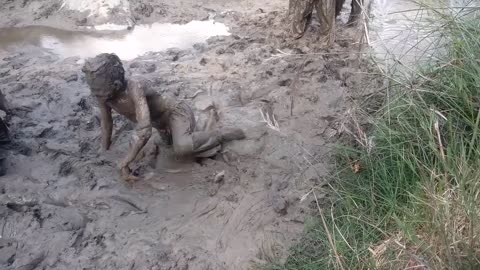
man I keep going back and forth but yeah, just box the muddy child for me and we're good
[82,53,245,181]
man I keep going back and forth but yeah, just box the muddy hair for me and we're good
[82,53,126,97]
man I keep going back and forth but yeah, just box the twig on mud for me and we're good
[300,189,314,203]
[109,195,147,214]
[290,97,294,117]
[289,57,309,117]
[313,189,345,270]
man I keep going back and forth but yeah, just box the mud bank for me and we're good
[0,0,380,269]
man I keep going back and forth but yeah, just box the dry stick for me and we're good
[109,195,147,213]
[313,189,345,270]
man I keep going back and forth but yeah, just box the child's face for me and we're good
[84,71,117,99]
[82,54,125,100]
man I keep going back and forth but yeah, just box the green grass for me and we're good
[266,3,480,270]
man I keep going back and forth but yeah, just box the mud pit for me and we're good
[0,0,378,269]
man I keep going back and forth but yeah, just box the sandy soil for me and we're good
[0,1,380,269]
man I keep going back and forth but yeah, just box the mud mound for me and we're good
[0,1,381,269]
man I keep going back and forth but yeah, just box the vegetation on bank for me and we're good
[268,3,480,270]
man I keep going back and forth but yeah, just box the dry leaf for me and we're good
[350,161,361,173]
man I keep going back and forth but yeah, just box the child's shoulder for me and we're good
[128,76,159,94]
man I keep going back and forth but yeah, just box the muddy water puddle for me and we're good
[0,20,230,60]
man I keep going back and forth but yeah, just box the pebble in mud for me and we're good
[213,170,225,183]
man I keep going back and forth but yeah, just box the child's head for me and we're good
[82,53,126,99]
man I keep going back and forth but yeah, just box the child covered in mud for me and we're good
[82,53,245,181]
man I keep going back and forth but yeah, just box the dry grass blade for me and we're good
[259,104,280,132]
[313,189,345,270]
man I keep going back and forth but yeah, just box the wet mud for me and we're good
[0,0,381,269]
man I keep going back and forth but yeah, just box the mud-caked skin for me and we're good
[289,0,364,39]
[82,53,245,181]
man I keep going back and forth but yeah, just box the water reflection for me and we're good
[0,20,230,60]
[370,0,437,66]
[370,0,479,67]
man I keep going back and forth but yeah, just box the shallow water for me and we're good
[370,0,437,66]
[371,0,478,67]
[0,20,230,60]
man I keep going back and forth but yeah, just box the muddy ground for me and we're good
[0,1,380,269]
